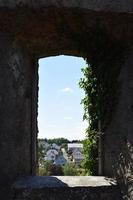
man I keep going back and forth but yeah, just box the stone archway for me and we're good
[0,1,133,199]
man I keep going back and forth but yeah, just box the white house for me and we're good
[72,149,84,165]
[46,149,59,162]
[68,143,83,152]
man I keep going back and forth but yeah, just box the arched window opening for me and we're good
[37,55,89,176]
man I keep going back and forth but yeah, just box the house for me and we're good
[72,149,84,166]
[68,143,83,152]
[38,140,50,150]
[45,149,59,162]
[50,143,60,151]
[54,155,67,166]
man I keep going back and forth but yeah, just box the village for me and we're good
[38,139,84,175]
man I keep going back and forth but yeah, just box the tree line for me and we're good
[38,138,83,146]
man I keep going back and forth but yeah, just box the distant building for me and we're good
[67,143,84,165]
[38,140,50,150]
[72,149,84,165]
[54,155,67,166]
[68,143,83,152]
[46,149,59,162]
[50,143,60,151]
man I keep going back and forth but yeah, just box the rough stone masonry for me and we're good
[0,1,132,200]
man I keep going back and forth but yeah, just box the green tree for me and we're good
[63,163,78,176]
[39,162,64,176]
[48,164,64,176]
[46,138,70,146]
[38,143,46,167]
[39,160,52,176]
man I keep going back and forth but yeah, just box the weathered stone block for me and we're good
[13,176,122,200]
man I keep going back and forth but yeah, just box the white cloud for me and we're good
[61,87,74,93]
[64,116,73,120]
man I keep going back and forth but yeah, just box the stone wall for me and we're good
[104,47,133,199]
[0,34,33,200]
[0,0,132,12]
[0,1,132,200]
[13,176,122,200]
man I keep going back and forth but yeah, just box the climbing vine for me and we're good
[79,65,99,175]
[79,37,126,175]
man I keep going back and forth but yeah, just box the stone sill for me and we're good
[13,176,122,200]
[13,176,117,189]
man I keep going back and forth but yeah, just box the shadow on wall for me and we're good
[13,176,68,189]
[12,176,122,200]
[113,139,133,199]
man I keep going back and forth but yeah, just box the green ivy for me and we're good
[79,65,98,175]
[79,40,126,175]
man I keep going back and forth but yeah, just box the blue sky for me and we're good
[38,55,88,140]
